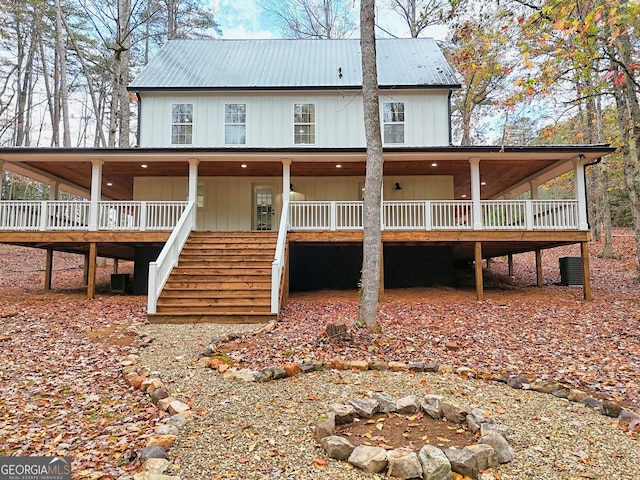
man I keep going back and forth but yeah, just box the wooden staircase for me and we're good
[148,231,279,323]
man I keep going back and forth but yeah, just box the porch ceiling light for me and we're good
[141,164,148,168]
[106,182,113,187]
[461,194,467,198]
[241,164,247,168]
[336,164,342,168]
[431,162,438,167]
[481,181,486,185]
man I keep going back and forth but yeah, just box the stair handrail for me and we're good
[271,199,290,314]
[147,201,196,314]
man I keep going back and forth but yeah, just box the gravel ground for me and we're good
[136,323,640,480]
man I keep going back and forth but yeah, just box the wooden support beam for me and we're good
[44,248,53,291]
[379,242,385,301]
[581,241,592,300]
[113,258,119,274]
[87,242,97,299]
[474,241,483,301]
[83,253,90,285]
[508,253,514,276]
[535,248,543,287]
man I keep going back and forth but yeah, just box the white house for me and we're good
[0,38,614,323]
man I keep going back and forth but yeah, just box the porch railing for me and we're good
[289,199,580,231]
[0,200,188,231]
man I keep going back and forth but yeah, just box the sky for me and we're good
[210,0,448,40]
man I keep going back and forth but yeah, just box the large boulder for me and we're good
[348,445,388,473]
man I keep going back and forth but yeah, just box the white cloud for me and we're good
[211,0,274,39]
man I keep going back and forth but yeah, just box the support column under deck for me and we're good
[44,248,53,291]
[581,241,592,300]
[535,248,543,287]
[474,241,483,301]
[87,242,97,299]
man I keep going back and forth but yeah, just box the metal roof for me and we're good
[129,38,461,90]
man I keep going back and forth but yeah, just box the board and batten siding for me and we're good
[134,175,453,231]
[138,90,451,148]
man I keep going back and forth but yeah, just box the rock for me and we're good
[568,388,588,402]
[419,445,453,480]
[618,409,640,431]
[330,403,357,424]
[257,320,277,334]
[348,445,388,473]
[550,383,571,399]
[529,380,555,394]
[197,357,211,367]
[466,408,496,433]
[491,374,509,383]
[209,359,228,371]
[396,395,421,414]
[408,362,429,372]
[480,423,511,441]
[370,360,389,371]
[478,432,514,464]
[467,444,498,470]
[389,361,410,372]
[457,366,475,378]
[579,397,602,409]
[151,388,170,404]
[155,424,180,436]
[283,362,301,377]
[329,358,350,370]
[315,412,336,442]
[438,364,455,375]
[444,447,479,479]
[300,362,315,373]
[386,448,423,479]
[349,360,369,371]
[146,435,176,450]
[166,414,188,428]
[445,341,460,351]
[372,392,397,413]
[424,361,440,372]
[137,445,168,463]
[348,398,379,418]
[602,401,623,418]
[157,397,177,412]
[141,458,171,474]
[124,372,139,385]
[145,379,165,395]
[320,435,355,460]
[131,375,148,389]
[198,344,216,357]
[442,401,469,423]
[122,365,137,375]
[256,368,274,383]
[230,368,257,382]
[507,375,529,389]
[167,400,190,415]
[422,395,444,419]
[272,366,288,379]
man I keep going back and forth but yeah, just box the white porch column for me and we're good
[281,158,291,203]
[469,158,482,230]
[187,158,199,203]
[574,156,589,230]
[0,160,4,199]
[89,159,103,231]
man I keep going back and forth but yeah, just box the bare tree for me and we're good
[387,0,460,38]
[264,0,356,39]
[358,0,383,331]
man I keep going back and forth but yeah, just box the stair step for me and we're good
[171,266,271,275]
[178,259,273,266]
[148,312,277,324]
[159,290,271,298]
[157,297,270,307]
[164,281,270,290]
[157,304,271,313]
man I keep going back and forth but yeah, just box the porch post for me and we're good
[0,159,4,198]
[49,180,59,200]
[574,157,589,230]
[508,253,514,276]
[44,248,53,291]
[581,241,592,300]
[188,158,199,203]
[282,158,291,207]
[87,242,97,299]
[89,159,103,231]
[469,158,482,230]
[535,248,543,287]
[474,241,483,301]
[529,178,540,199]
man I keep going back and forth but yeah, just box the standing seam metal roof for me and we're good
[129,38,460,90]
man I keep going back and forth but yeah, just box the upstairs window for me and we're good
[171,103,193,144]
[383,102,405,144]
[225,103,246,144]
[294,103,315,144]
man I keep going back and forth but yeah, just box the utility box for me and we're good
[559,257,583,286]
[110,273,131,293]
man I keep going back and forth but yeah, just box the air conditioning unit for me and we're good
[559,257,583,286]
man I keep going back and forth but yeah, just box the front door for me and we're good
[254,186,273,230]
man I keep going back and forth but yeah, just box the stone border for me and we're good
[315,392,515,479]
[121,324,640,478]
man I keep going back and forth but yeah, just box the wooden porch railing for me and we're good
[0,200,188,231]
[289,199,581,231]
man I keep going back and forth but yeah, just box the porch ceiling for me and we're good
[0,145,614,201]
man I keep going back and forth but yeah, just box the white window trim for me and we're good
[171,103,194,145]
[382,101,405,145]
[293,103,316,145]
[224,103,247,145]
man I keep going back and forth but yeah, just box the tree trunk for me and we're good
[358,0,382,331]
[55,0,71,147]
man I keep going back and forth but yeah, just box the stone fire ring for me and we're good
[315,392,515,480]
